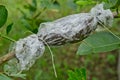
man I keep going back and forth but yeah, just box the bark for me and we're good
[0,52,15,65]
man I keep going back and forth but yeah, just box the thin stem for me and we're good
[82,40,95,53]
[0,52,15,65]
[98,21,120,40]
[98,21,120,80]
[39,39,57,78]
[0,33,16,42]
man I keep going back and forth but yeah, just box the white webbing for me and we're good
[7,3,113,72]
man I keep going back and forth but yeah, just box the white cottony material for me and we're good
[90,3,113,26]
[37,3,113,45]
[12,3,113,72]
[15,34,45,71]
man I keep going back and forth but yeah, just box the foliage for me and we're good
[0,5,14,42]
[0,5,8,28]
[67,68,86,80]
[6,23,13,35]
[75,0,96,6]
[74,0,120,55]
[77,32,120,55]
[110,0,120,9]
[0,0,120,80]
[19,0,60,33]
[0,73,12,80]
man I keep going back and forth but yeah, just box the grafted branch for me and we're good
[0,11,118,65]
[0,52,15,64]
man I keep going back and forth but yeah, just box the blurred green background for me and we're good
[0,0,119,80]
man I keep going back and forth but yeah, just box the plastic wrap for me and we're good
[15,34,45,71]
[8,3,113,72]
[37,3,113,45]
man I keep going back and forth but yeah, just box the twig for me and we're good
[0,52,15,65]
[0,33,16,65]
[40,39,57,78]
[0,33,16,42]
[113,12,120,18]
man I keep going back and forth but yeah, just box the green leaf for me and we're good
[10,73,26,79]
[21,19,32,31]
[40,0,51,8]
[76,0,96,6]
[34,71,42,80]
[68,68,86,80]
[0,73,12,80]
[102,0,117,9]
[77,32,120,55]
[24,4,36,12]
[110,0,120,9]
[106,54,116,63]
[6,23,13,35]
[0,5,8,28]
[50,1,60,9]
[32,0,37,7]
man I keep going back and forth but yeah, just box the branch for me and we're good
[0,52,15,65]
[0,4,120,64]
[0,13,118,65]
[113,12,120,18]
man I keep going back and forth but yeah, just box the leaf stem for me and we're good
[98,20,120,40]
[39,39,57,78]
[0,33,16,42]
